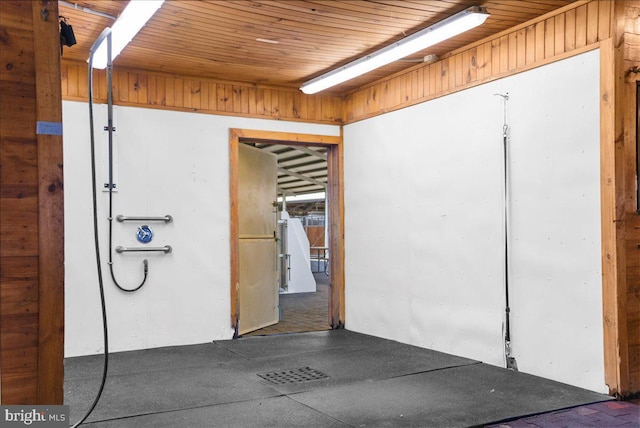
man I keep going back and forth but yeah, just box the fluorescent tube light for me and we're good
[300,6,489,94]
[91,0,164,69]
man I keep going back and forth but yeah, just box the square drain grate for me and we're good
[258,367,329,384]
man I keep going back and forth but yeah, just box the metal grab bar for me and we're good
[116,215,173,223]
[116,245,172,254]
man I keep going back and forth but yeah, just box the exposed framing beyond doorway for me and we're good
[229,129,344,337]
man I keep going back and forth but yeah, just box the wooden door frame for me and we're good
[229,129,344,336]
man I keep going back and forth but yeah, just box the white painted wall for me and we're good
[343,50,605,392]
[63,102,339,357]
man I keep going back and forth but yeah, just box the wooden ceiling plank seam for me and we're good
[251,0,433,29]
[111,47,310,84]
[130,27,371,61]
[127,38,346,69]
[195,1,402,36]
[269,0,428,25]
[357,0,458,15]
[369,0,468,14]
[214,0,413,35]
[162,2,368,35]
[156,5,399,45]
[144,16,375,47]
[273,0,440,24]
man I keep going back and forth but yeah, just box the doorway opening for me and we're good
[229,129,344,338]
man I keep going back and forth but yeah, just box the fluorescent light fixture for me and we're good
[91,0,164,69]
[300,6,489,94]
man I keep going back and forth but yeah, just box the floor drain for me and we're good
[258,367,329,384]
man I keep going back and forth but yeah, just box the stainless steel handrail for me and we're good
[116,215,173,223]
[116,245,172,254]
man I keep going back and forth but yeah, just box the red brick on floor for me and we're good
[487,401,640,427]
[244,272,330,336]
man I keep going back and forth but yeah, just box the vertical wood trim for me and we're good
[600,37,628,396]
[32,0,64,405]
[228,129,344,332]
[328,128,345,325]
[229,130,240,333]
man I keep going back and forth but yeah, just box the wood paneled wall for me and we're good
[599,0,640,398]
[0,1,64,404]
[620,0,640,394]
[343,0,612,123]
[61,62,344,125]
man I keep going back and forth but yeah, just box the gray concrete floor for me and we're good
[65,330,610,427]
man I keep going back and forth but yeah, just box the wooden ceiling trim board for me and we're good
[344,0,591,96]
[487,1,574,13]
[446,0,590,56]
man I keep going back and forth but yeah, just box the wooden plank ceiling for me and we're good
[59,0,577,95]
[59,0,577,197]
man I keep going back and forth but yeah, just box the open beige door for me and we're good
[238,144,278,335]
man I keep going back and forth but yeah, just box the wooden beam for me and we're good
[600,36,628,397]
[229,129,341,147]
[32,0,65,404]
[327,137,345,328]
